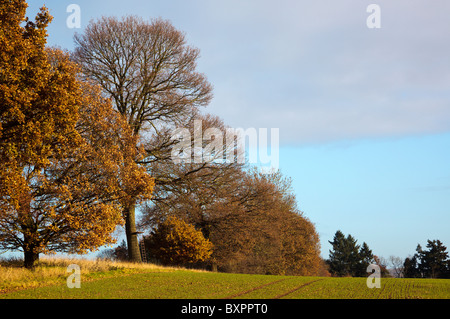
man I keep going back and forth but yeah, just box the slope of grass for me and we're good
[0,257,176,294]
[1,258,449,299]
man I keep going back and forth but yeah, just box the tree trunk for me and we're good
[22,221,39,269]
[24,249,39,270]
[125,202,142,263]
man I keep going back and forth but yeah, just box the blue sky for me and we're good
[24,0,450,260]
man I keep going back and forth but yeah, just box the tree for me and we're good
[73,15,213,262]
[403,255,421,278]
[114,240,130,261]
[328,231,359,277]
[97,240,128,261]
[403,240,449,278]
[145,216,213,266]
[389,255,404,278]
[0,2,153,268]
[417,240,449,279]
[327,231,375,277]
[279,208,322,276]
[357,242,374,277]
[373,255,390,277]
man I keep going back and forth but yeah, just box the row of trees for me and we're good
[74,11,325,276]
[103,169,328,276]
[141,169,328,275]
[327,231,450,279]
[1,0,324,275]
[327,230,388,277]
[403,240,450,279]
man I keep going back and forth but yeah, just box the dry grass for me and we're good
[0,256,177,294]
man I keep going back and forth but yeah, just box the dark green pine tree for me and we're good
[328,230,347,276]
[345,234,362,276]
[403,255,421,278]
[419,240,449,279]
[357,242,374,277]
[328,230,362,277]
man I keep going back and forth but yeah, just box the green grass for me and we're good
[1,259,449,299]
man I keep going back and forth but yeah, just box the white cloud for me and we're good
[193,0,450,145]
[33,0,450,145]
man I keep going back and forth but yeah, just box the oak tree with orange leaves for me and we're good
[0,1,153,269]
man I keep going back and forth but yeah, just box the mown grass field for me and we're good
[1,258,449,299]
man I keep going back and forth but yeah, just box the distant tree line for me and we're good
[403,240,450,279]
[326,230,389,277]
[327,231,450,279]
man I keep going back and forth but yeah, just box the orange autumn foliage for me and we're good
[0,1,154,268]
[145,216,213,266]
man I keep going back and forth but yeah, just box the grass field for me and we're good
[1,258,449,299]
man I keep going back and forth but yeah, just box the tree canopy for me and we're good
[0,1,153,268]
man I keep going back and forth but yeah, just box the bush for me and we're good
[145,216,213,266]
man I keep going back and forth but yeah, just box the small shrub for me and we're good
[145,216,213,266]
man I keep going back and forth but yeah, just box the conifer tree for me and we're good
[328,230,374,277]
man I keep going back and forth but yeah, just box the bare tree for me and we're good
[389,255,404,278]
[139,113,246,230]
[73,16,213,262]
